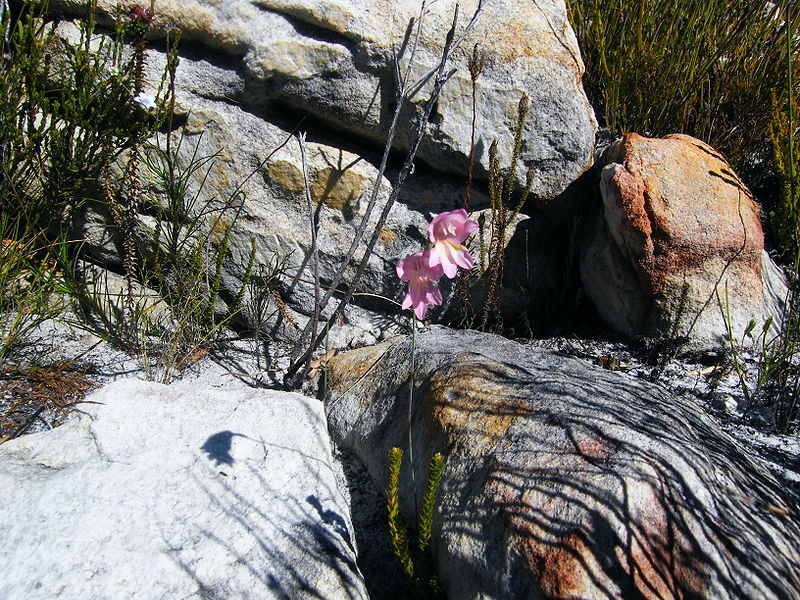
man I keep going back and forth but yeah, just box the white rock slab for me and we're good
[0,379,367,600]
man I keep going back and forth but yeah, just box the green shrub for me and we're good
[0,216,62,364]
[0,0,169,360]
[0,1,260,380]
[387,447,445,600]
[769,3,800,263]
[0,0,166,238]
[567,0,791,187]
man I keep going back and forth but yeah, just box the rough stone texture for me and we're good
[325,327,800,600]
[52,0,596,197]
[581,133,787,347]
[49,14,554,335]
[0,379,366,600]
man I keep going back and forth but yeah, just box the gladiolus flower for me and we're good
[428,208,478,278]
[396,250,444,320]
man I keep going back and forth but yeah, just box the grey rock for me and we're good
[48,1,596,342]
[51,0,596,198]
[0,379,366,600]
[325,326,800,599]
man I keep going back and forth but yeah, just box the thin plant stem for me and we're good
[787,1,798,272]
[285,1,484,386]
[408,313,418,516]
[297,132,320,377]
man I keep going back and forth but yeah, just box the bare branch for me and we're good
[296,132,320,376]
[284,0,484,386]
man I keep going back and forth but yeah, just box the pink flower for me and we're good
[428,209,478,278]
[396,250,444,320]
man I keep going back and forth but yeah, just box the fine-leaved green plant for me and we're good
[84,127,258,381]
[769,2,800,263]
[720,285,800,434]
[387,446,445,599]
[0,0,166,240]
[720,4,800,435]
[566,0,791,189]
[0,216,62,364]
[479,94,534,333]
[0,0,168,362]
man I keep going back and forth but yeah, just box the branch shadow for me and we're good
[160,397,368,600]
[328,327,800,599]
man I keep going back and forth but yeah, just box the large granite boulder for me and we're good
[53,0,596,196]
[581,133,787,348]
[0,379,366,600]
[325,327,800,599]
[47,0,596,338]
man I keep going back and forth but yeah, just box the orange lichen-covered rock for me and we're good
[326,327,800,599]
[581,133,786,347]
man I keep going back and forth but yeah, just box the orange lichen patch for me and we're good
[615,483,680,599]
[507,496,682,599]
[325,338,396,397]
[206,215,232,244]
[427,356,530,456]
[267,160,305,193]
[575,436,614,465]
[611,134,764,254]
[487,444,704,599]
[378,228,395,246]
[487,462,607,597]
[484,16,576,67]
[605,133,767,295]
[604,139,654,264]
[156,2,216,40]
[311,167,367,210]
[535,530,605,598]
[184,109,220,136]
[210,162,232,190]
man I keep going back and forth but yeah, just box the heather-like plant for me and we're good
[567,0,791,186]
[387,446,445,599]
[0,0,167,239]
[0,216,62,364]
[0,0,264,381]
[0,0,170,361]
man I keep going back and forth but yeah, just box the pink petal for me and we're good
[439,255,458,278]
[413,301,428,320]
[453,246,474,270]
[427,285,443,306]
[429,209,478,244]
